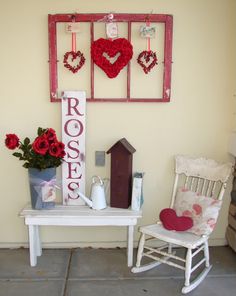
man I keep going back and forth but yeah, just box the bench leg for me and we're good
[127,225,134,267]
[28,225,41,266]
[35,226,42,257]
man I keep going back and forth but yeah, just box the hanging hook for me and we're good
[107,13,114,21]
[98,12,116,23]
[145,10,153,23]
[71,14,76,22]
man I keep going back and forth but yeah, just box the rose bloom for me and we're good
[49,141,65,158]
[5,134,20,150]
[57,142,66,158]
[32,135,49,155]
[45,128,57,144]
[49,142,60,157]
[59,150,66,158]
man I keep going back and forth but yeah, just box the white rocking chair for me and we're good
[132,155,232,294]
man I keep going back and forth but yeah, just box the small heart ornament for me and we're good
[159,208,193,231]
[137,50,158,74]
[63,51,86,73]
[91,38,133,78]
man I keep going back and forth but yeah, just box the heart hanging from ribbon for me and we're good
[63,51,86,74]
[91,38,133,78]
[137,50,158,74]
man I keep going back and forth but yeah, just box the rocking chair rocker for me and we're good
[132,155,232,294]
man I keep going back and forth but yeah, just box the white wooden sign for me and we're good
[61,91,86,205]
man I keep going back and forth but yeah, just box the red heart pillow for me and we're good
[159,208,193,231]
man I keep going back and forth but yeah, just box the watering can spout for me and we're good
[73,188,93,208]
[73,176,107,210]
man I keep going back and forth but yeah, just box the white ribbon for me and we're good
[30,177,60,202]
[39,179,60,190]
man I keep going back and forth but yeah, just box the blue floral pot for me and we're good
[28,168,56,210]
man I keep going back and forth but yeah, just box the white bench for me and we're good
[20,204,142,267]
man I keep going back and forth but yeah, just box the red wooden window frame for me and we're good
[48,13,173,103]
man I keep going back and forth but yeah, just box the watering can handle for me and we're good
[92,175,103,185]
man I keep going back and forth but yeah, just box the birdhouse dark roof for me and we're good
[107,138,136,154]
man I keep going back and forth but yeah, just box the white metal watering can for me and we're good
[73,176,108,210]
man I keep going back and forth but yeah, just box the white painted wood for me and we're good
[170,174,179,208]
[28,225,37,267]
[191,258,206,273]
[132,155,232,293]
[127,225,134,267]
[135,233,145,268]
[144,246,185,263]
[206,181,211,196]
[196,177,200,192]
[212,182,216,196]
[139,224,208,249]
[201,179,207,195]
[182,266,212,294]
[185,248,192,286]
[192,245,204,258]
[144,250,186,270]
[131,260,162,273]
[35,226,42,257]
[190,177,194,191]
[20,204,142,267]
[175,155,232,182]
[204,241,210,267]
[61,91,86,205]
[184,176,189,188]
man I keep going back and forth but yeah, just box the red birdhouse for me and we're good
[107,138,136,209]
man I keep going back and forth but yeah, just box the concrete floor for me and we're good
[0,246,235,296]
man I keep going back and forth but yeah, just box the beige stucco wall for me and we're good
[0,0,236,248]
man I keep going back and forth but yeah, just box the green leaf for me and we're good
[13,152,22,158]
[23,163,29,168]
[37,127,46,136]
[24,137,30,146]
[37,127,43,136]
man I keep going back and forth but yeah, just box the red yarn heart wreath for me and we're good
[159,208,193,231]
[137,50,158,74]
[63,51,86,74]
[91,38,133,78]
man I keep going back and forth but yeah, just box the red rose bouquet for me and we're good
[5,127,65,170]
